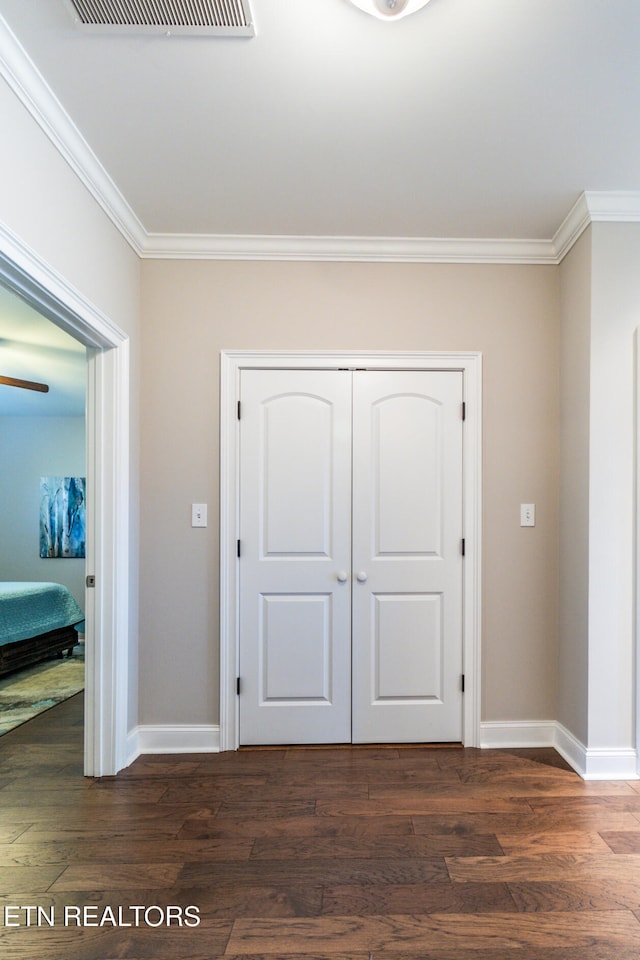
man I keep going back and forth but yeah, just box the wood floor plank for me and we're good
[508,878,640,912]
[172,883,324,918]
[0,825,31,842]
[599,830,640,853]
[370,779,639,800]
[320,880,517,915]
[215,801,316,820]
[0,886,321,920]
[114,760,205,778]
[0,779,93,795]
[0,838,253,866]
[177,857,450,887]
[455,767,580,784]
[435,747,574,773]
[264,764,457,786]
[15,822,188,843]
[225,952,639,960]
[529,795,640,813]
[412,810,640,834]
[48,863,183,891]
[0,865,65,895]
[0,802,221,825]
[0,919,233,960]
[224,911,640,955]
[0,782,169,804]
[316,797,534,816]
[249,834,504,860]
[161,781,369,804]
[496,830,613,855]
[178,814,414,840]
[282,747,401,762]
[446,853,640,883]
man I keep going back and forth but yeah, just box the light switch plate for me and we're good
[191,503,207,528]
[520,503,535,527]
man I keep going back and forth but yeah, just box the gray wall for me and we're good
[140,258,561,728]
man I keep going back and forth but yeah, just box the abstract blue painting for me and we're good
[39,477,86,559]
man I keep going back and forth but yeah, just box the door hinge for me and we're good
[461,674,465,693]
[86,575,95,588]
[237,400,241,420]
[462,401,466,421]
[237,539,241,558]
[237,677,241,695]
[461,538,466,556]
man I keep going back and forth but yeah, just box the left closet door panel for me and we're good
[238,369,352,745]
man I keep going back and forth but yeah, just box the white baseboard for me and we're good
[479,720,556,749]
[481,720,639,780]
[583,747,639,780]
[125,724,220,766]
[553,722,587,776]
[123,720,636,780]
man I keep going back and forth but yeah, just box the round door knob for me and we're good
[336,571,348,583]
[356,571,368,583]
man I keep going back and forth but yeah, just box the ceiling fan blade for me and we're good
[0,375,49,393]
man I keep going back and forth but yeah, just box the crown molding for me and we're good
[0,13,146,255]
[3,13,640,265]
[584,190,640,222]
[552,193,592,262]
[141,232,556,263]
[552,191,640,261]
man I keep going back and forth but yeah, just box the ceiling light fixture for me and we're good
[347,0,433,20]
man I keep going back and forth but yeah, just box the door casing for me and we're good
[221,351,482,751]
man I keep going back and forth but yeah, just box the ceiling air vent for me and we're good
[63,0,255,36]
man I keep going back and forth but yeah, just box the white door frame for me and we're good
[220,350,483,751]
[0,224,130,776]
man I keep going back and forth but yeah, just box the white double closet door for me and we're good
[238,368,464,745]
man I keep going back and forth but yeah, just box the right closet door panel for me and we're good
[351,370,464,743]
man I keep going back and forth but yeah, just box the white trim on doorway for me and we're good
[0,223,131,776]
[219,350,483,751]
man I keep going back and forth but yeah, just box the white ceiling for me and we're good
[1,0,639,247]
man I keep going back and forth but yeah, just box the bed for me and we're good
[0,582,85,676]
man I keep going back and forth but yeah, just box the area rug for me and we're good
[0,652,84,735]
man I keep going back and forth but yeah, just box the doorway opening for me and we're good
[0,229,131,775]
[0,290,87,737]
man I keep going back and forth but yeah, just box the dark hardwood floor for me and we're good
[2,694,640,958]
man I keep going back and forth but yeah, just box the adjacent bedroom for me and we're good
[0,285,87,737]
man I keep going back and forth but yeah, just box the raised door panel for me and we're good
[262,393,333,558]
[374,593,443,701]
[375,393,442,557]
[260,594,332,702]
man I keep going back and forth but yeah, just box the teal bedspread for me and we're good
[0,582,85,645]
